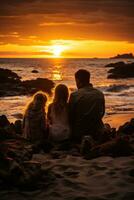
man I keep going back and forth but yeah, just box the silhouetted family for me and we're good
[22,69,105,151]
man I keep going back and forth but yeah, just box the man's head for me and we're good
[75,69,90,89]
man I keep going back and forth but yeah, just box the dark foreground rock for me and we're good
[0,68,54,97]
[105,62,134,79]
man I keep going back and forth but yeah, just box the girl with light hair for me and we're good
[23,91,48,146]
[47,84,70,143]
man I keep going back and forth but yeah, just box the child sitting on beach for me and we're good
[47,84,70,143]
[23,92,48,147]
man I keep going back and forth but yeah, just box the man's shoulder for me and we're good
[70,90,78,97]
[69,90,79,103]
[93,87,104,97]
[70,86,104,100]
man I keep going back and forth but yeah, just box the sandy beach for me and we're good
[0,153,134,200]
[0,110,134,200]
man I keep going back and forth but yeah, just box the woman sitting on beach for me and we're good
[22,92,48,147]
[47,84,70,143]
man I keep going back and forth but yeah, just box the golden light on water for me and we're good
[51,65,63,81]
[52,70,62,80]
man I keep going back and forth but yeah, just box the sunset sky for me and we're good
[0,0,134,58]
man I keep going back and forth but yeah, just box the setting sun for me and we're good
[52,45,64,58]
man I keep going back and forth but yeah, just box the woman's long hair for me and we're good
[53,84,69,115]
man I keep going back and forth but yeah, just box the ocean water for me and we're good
[0,58,134,123]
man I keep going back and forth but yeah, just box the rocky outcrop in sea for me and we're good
[105,62,134,79]
[0,68,55,97]
[110,53,134,59]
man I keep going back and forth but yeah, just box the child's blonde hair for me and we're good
[25,91,47,113]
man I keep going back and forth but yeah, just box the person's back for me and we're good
[69,69,105,143]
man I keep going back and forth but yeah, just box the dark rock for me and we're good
[31,70,39,73]
[105,61,125,68]
[99,124,117,143]
[110,53,134,59]
[0,138,33,163]
[0,156,26,188]
[0,156,43,190]
[106,62,134,79]
[0,115,10,127]
[0,68,25,97]
[86,137,133,159]
[22,78,54,94]
[80,135,95,156]
[0,68,21,84]
[0,68,54,97]
[118,118,134,135]
[0,82,27,97]
[0,120,16,141]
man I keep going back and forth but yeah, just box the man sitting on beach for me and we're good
[69,69,105,143]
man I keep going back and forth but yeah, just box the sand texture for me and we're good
[0,153,134,200]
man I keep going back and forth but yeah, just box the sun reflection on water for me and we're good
[51,65,63,81]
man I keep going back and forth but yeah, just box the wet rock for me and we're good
[0,68,21,84]
[106,62,134,79]
[0,68,26,97]
[31,70,39,73]
[105,61,125,68]
[0,68,54,97]
[22,78,54,94]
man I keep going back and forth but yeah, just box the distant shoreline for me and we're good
[0,57,109,59]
